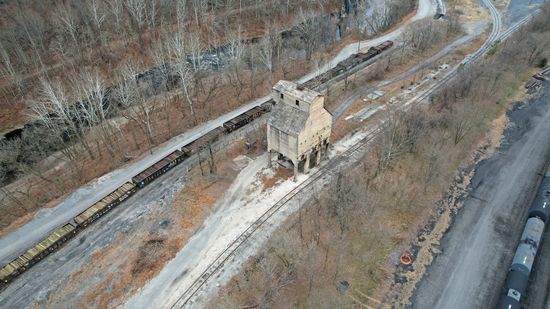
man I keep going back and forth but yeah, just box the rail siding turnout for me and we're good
[0,41,395,289]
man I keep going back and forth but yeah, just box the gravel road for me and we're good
[0,96,269,265]
[297,0,436,85]
[126,154,269,309]
[411,81,550,308]
[503,0,545,25]
[0,153,191,308]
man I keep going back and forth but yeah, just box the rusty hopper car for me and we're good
[132,150,186,188]
[300,40,394,90]
[0,39,394,290]
[0,223,76,286]
[74,182,137,226]
[223,114,251,132]
[223,104,272,132]
[379,40,394,50]
[261,101,274,112]
[223,105,267,133]
[244,106,263,120]
[181,127,226,156]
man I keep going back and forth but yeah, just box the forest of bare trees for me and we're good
[0,0,416,230]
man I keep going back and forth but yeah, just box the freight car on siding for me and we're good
[132,150,187,188]
[181,127,227,156]
[0,224,76,285]
[301,40,394,90]
[74,182,137,227]
[498,172,550,309]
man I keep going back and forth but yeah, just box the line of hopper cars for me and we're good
[0,40,395,289]
[497,176,550,309]
[301,40,394,90]
[0,102,273,288]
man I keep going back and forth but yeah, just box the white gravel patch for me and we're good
[125,119,382,308]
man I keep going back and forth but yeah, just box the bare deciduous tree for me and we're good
[108,0,124,33]
[126,0,146,32]
[167,32,200,126]
[258,35,274,73]
[55,3,79,48]
[86,0,106,45]
[295,9,320,61]
[116,61,157,150]
[0,43,23,96]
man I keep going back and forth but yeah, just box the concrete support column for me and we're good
[293,161,298,182]
[268,150,272,168]
[304,154,310,173]
[316,145,321,165]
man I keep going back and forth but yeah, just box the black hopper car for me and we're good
[301,40,394,90]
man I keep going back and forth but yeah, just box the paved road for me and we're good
[411,83,550,308]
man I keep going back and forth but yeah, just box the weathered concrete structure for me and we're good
[267,80,332,180]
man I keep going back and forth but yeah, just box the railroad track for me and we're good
[412,0,502,105]
[498,8,541,41]
[170,125,381,308]
[169,3,545,307]
[418,2,544,104]
[413,3,537,106]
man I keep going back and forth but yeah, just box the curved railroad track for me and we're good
[168,2,542,307]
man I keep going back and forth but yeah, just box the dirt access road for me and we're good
[411,81,550,308]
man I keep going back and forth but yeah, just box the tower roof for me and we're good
[273,80,321,104]
[268,102,308,135]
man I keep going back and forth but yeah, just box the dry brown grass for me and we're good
[260,167,293,192]
[450,0,490,23]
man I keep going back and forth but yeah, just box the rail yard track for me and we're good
[168,2,545,307]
